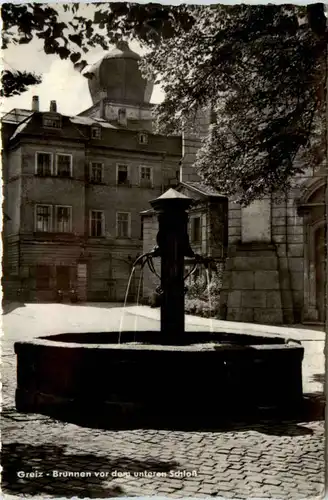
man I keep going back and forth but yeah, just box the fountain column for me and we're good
[150,189,194,338]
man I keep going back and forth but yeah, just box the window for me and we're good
[139,166,152,187]
[55,206,72,233]
[36,152,52,176]
[56,154,72,177]
[138,132,148,145]
[90,162,103,183]
[35,205,52,232]
[36,265,51,290]
[90,210,104,237]
[117,212,131,238]
[191,217,201,243]
[117,164,129,185]
[91,127,101,139]
[43,115,61,128]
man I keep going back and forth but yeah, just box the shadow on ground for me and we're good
[2,302,26,315]
[64,302,125,309]
[30,390,324,437]
[302,391,325,420]
[2,442,180,498]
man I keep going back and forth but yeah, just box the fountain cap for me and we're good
[150,188,193,212]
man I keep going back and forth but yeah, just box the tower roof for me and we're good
[101,41,141,61]
[82,41,153,106]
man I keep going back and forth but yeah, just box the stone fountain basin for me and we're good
[15,331,304,428]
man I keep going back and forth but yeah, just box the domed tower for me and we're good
[79,41,154,131]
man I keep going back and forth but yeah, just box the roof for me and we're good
[69,116,117,129]
[180,181,226,198]
[2,109,34,124]
[82,43,140,79]
[155,188,192,200]
[140,208,155,216]
[10,116,34,140]
[2,108,181,157]
[2,109,118,130]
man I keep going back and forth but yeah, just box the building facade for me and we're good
[2,43,181,302]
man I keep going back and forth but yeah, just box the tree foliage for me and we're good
[1,2,326,204]
[1,70,42,97]
[1,2,194,85]
[141,4,327,204]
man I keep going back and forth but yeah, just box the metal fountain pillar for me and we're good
[150,189,194,337]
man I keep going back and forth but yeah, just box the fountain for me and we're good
[14,189,304,428]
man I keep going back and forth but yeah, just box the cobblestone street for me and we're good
[2,303,325,499]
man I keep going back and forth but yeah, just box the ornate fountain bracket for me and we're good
[133,244,216,295]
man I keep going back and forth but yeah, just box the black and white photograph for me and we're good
[1,2,326,499]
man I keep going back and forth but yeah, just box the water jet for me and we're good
[15,189,304,428]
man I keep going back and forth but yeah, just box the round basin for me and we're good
[15,330,304,428]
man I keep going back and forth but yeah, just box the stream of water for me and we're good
[119,262,215,343]
[133,269,144,340]
[205,268,214,334]
[118,265,136,344]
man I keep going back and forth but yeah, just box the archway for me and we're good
[299,178,326,323]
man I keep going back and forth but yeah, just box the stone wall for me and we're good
[241,198,271,243]
[228,201,242,245]
[271,193,303,324]
[221,193,301,324]
[220,243,283,324]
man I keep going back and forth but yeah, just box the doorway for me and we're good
[56,266,70,291]
[315,225,326,322]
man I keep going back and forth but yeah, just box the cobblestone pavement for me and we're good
[2,303,325,499]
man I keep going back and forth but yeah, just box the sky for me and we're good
[1,4,165,117]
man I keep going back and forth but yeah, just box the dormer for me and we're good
[43,100,61,129]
